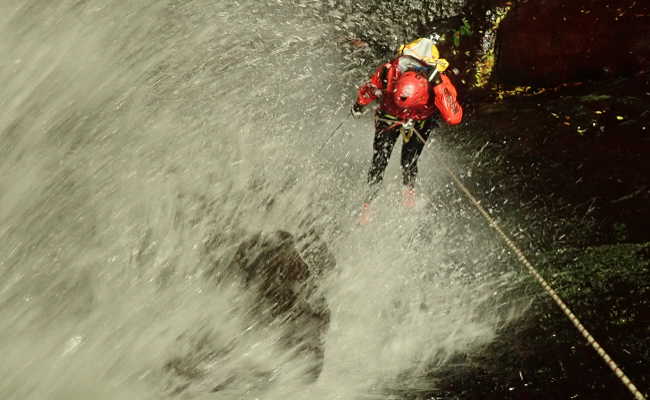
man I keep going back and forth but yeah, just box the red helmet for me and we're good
[393,71,429,110]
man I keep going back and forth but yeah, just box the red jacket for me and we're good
[356,56,463,125]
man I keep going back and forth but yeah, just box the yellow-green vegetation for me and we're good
[494,85,545,99]
[452,18,473,47]
[474,53,495,88]
[474,5,511,88]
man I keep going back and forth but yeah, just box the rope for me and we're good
[317,120,345,152]
[340,110,644,398]
[426,146,647,400]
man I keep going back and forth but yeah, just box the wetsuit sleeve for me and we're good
[433,73,463,125]
[356,63,391,106]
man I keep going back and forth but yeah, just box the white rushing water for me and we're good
[0,1,525,399]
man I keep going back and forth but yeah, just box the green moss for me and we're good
[579,94,612,102]
[460,17,473,36]
[538,242,650,331]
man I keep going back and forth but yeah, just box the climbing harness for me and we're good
[400,119,415,142]
[414,136,647,400]
[375,114,426,144]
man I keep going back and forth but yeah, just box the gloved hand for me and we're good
[351,102,365,118]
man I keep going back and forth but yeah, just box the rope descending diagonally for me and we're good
[419,138,647,400]
[328,114,642,398]
[317,120,345,153]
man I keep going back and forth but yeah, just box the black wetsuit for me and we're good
[366,111,438,200]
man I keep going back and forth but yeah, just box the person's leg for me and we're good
[366,117,400,201]
[400,119,434,188]
[359,117,400,224]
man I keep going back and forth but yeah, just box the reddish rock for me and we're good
[349,38,369,48]
[495,0,650,86]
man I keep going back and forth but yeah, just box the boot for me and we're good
[402,186,416,209]
[358,202,371,225]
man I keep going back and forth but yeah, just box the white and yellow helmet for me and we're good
[398,38,449,72]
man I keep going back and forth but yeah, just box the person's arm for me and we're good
[352,63,391,116]
[433,73,463,125]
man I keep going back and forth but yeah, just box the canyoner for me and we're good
[351,37,463,225]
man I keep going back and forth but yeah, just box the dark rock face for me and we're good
[228,230,332,369]
[324,0,467,54]
[496,0,650,86]
[428,243,650,400]
[429,66,649,397]
[163,230,334,394]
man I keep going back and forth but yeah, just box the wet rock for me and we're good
[349,38,369,49]
[165,229,333,394]
[228,230,331,346]
[432,66,649,397]
[458,70,650,244]
[226,230,333,377]
[428,242,650,399]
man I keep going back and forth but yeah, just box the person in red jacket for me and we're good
[352,37,463,224]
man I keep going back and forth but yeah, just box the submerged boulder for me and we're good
[227,230,332,364]
[165,229,334,394]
